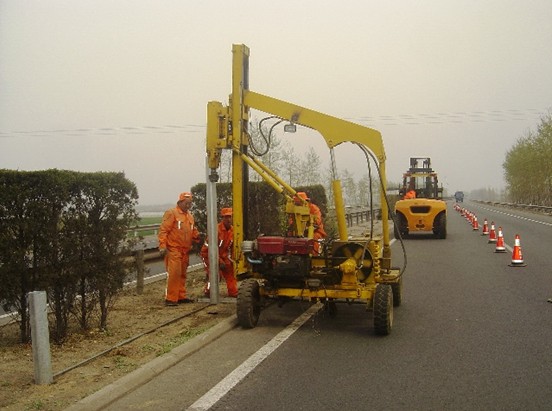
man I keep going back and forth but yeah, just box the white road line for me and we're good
[187,303,322,411]
[475,205,552,227]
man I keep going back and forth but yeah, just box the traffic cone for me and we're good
[509,234,527,267]
[488,222,497,243]
[472,216,479,231]
[495,227,506,253]
[481,219,489,235]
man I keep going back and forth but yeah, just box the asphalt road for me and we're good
[100,200,552,411]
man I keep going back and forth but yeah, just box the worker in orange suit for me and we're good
[403,179,416,199]
[295,192,327,254]
[199,207,237,298]
[158,192,201,306]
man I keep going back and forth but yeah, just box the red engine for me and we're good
[252,236,314,288]
[256,236,314,255]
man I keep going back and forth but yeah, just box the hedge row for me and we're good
[190,182,330,239]
[0,169,139,343]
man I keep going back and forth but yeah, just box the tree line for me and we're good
[216,118,387,208]
[218,114,552,207]
[503,113,552,206]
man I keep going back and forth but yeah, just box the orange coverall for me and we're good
[158,206,200,303]
[200,221,237,297]
[288,198,327,254]
[308,202,327,254]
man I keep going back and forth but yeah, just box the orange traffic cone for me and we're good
[495,227,506,253]
[488,222,497,243]
[481,219,489,235]
[509,234,527,267]
[472,216,479,231]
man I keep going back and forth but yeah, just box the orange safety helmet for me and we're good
[220,207,233,217]
[296,192,310,201]
[178,192,193,201]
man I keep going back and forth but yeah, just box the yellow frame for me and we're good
[206,44,398,297]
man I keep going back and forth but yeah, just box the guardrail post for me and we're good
[29,291,53,385]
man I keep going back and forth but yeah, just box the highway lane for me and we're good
[466,200,552,270]
[205,205,552,410]
[106,202,552,411]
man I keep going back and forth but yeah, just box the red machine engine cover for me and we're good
[284,237,314,254]
[257,236,313,255]
[257,236,285,254]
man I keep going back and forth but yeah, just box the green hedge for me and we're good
[190,182,329,239]
[0,169,139,343]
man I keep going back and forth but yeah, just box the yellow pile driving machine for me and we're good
[394,157,447,239]
[205,44,403,335]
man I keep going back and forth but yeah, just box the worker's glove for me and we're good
[219,262,226,270]
[159,248,167,257]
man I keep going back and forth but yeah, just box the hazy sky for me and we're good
[1,1,551,205]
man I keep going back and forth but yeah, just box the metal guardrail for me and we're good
[345,209,379,226]
[128,224,160,237]
[129,207,376,247]
[474,200,552,214]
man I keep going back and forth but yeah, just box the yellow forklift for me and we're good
[205,44,403,335]
[394,157,447,239]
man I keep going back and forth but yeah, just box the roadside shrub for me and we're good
[0,170,138,343]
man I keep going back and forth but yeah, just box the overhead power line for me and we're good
[347,108,548,126]
[0,124,205,139]
[0,108,549,139]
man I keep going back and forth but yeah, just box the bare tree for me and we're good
[298,147,322,186]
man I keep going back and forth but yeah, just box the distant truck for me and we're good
[454,191,464,202]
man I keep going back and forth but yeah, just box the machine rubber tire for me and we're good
[435,213,447,239]
[373,284,393,336]
[393,224,400,240]
[391,276,402,307]
[394,213,408,239]
[237,278,261,329]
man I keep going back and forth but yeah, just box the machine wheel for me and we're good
[394,213,408,239]
[434,213,447,239]
[373,284,393,336]
[393,224,400,240]
[237,278,261,328]
[391,275,403,307]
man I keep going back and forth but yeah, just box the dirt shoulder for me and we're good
[0,267,236,411]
